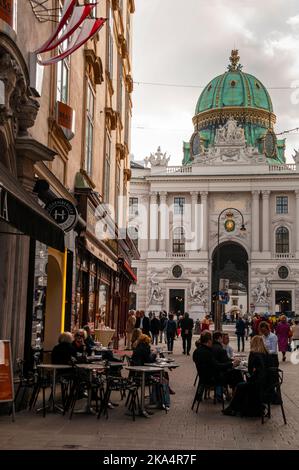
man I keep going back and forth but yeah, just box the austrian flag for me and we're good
[35,0,106,65]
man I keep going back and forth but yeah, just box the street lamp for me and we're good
[214,208,246,331]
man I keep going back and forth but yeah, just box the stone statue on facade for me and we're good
[189,279,207,305]
[144,146,170,167]
[149,272,164,304]
[252,278,271,305]
[214,118,246,146]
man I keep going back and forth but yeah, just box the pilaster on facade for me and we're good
[149,191,158,252]
[262,190,270,256]
[295,190,299,256]
[200,191,209,252]
[251,190,260,254]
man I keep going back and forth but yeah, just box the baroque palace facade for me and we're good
[130,50,299,320]
[0,0,137,365]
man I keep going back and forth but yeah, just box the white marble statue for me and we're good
[215,118,246,146]
[144,146,170,167]
[189,279,207,305]
[252,278,271,305]
[149,272,164,304]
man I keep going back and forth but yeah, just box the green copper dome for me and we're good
[195,70,273,115]
[183,50,286,166]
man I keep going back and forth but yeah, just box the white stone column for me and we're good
[139,195,149,254]
[295,190,299,253]
[200,191,208,251]
[159,191,168,252]
[149,191,158,252]
[251,190,260,252]
[262,190,270,252]
[190,191,199,233]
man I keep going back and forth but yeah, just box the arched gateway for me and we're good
[211,242,249,319]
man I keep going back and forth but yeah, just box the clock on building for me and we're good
[190,132,201,157]
[264,129,277,159]
[224,219,235,232]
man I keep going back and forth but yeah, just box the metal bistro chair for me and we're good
[261,367,287,425]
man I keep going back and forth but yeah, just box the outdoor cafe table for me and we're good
[37,364,72,412]
[125,365,164,416]
[75,363,106,414]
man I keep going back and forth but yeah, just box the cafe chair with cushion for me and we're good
[261,367,287,425]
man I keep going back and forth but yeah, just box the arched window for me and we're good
[276,227,289,253]
[128,226,138,251]
[173,227,185,253]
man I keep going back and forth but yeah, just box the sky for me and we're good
[131,0,299,165]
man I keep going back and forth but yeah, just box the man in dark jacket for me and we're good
[150,313,161,345]
[193,331,232,385]
[165,314,177,352]
[135,310,150,336]
[180,312,194,355]
[235,317,246,352]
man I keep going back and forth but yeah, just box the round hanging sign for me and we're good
[45,198,78,232]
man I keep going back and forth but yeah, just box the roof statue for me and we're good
[144,147,170,167]
[227,49,243,71]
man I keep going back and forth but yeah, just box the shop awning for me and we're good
[123,260,137,282]
[0,165,65,252]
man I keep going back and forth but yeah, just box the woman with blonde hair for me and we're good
[223,335,271,417]
[131,328,142,350]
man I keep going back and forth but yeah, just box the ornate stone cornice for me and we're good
[192,106,276,129]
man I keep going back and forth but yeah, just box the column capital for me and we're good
[190,191,199,197]
[200,191,208,198]
[159,191,168,198]
[261,190,270,197]
[251,190,260,196]
[149,191,158,199]
[295,190,299,197]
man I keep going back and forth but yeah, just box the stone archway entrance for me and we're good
[211,242,248,319]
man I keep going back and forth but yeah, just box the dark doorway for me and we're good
[212,242,248,318]
[169,289,185,316]
[275,290,292,314]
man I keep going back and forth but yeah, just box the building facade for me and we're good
[0,0,136,365]
[130,51,299,320]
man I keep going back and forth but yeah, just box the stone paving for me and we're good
[0,328,298,450]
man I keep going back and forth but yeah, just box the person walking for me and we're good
[150,313,160,345]
[201,315,211,332]
[135,310,150,336]
[125,310,136,350]
[180,312,194,355]
[291,319,299,350]
[235,316,246,352]
[275,315,291,362]
[165,313,177,352]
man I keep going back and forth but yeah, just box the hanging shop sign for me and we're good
[45,198,78,232]
[0,340,14,402]
[0,0,14,28]
[56,101,75,140]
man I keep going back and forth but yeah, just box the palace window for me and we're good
[174,197,185,215]
[173,227,185,253]
[56,1,70,103]
[107,7,114,77]
[104,133,111,202]
[276,196,288,214]
[129,197,138,217]
[276,227,289,253]
[84,80,95,175]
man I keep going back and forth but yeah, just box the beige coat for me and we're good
[126,315,136,333]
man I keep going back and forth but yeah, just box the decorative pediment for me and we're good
[126,74,133,93]
[105,107,117,131]
[85,49,103,85]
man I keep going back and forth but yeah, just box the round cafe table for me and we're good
[125,365,163,416]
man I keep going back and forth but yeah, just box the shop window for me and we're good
[31,242,48,351]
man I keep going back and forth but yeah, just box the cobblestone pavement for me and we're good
[0,328,299,450]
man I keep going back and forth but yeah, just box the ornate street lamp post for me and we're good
[214,208,246,331]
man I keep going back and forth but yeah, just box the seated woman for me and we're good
[222,335,271,417]
[51,332,76,365]
[131,334,171,409]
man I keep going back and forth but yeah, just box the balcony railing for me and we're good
[166,166,192,174]
[272,252,295,259]
[166,252,189,258]
[269,164,296,172]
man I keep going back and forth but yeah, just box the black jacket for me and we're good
[51,342,77,365]
[131,341,156,366]
[248,352,271,386]
[150,317,161,335]
[212,341,231,364]
[236,319,246,336]
[193,344,232,385]
[166,319,177,337]
[180,317,194,336]
[135,316,150,335]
